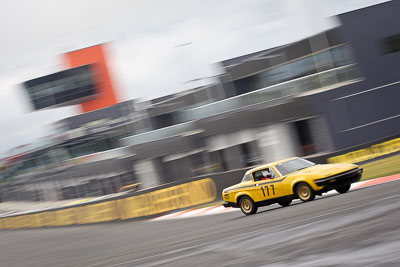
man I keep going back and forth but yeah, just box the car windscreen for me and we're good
[275,158,315,176]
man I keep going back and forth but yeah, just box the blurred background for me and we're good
[0,0,399,203]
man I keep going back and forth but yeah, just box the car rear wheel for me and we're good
[239,196,258,216]
[278,198,292,207]
[336,184,351,194]
[296,182,315,202]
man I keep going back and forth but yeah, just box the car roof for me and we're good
[245,157,298,175]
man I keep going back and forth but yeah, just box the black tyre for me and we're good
[278,198,292,207]
[336,184,351,194]
[239,196,258,216]
[295,182,315,202]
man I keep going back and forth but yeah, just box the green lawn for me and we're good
[360,154,400,181]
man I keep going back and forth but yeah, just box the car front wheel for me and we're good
[239,196,258,215]
[336,184,351,194]
[296,182,315,202]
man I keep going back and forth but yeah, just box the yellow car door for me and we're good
[253,167,285,200]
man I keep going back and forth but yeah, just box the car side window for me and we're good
[253,168,277,181]
[269,168,278,178]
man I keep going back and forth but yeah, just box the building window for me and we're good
[383,34,400,54]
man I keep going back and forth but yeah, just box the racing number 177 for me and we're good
[261,184,275,197]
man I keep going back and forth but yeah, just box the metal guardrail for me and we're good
[0,178,216,229]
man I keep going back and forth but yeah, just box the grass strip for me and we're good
[360,154,400,181]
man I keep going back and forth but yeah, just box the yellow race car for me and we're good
[222,157,363,215]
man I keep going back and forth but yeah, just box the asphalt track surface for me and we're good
[0,181,399,267]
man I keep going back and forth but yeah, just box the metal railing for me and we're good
[122,121,196,146]
[0,147,130,181]
[181,64,360,121]
[120,64,360,146]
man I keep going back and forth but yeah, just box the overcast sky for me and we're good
[0,0,388,157]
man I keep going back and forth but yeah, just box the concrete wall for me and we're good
[133,159,163,188]
[321,1,400,149]
[308,116,334,153]
[256,123,298,163]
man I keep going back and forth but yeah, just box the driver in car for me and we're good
[260,169,273,180]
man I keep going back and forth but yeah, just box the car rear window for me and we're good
[241,173,252,182]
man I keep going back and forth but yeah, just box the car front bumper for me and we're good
[315,168,363,187]
[223,201,238,208]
